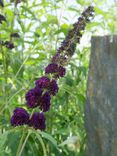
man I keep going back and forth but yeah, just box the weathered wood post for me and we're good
[85,35,117,156]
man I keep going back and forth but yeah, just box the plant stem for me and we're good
[0,38,8,113]
[37,133,47,156]
[17,131,30,156]
[16,130,26,156]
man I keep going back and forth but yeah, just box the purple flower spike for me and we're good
[29,112,46,130]
[48,80,59,96]
[35,76,50,88]
[26,87,42,108]
[10,6,95,131]
[40,92,51,112]
[45,63,58,74]
[11,108,29,126]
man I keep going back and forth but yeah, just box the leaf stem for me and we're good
[18,132,30,156]
[16,130,30,156]
[16,130,25,156]
[37,133,47,156]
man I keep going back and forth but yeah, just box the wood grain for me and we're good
[85,35,117,156]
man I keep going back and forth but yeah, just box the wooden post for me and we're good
[85,36,117,156]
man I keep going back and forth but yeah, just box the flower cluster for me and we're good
[0,14,20,49]
[11,6,94,131]
[45,63,66,78]
[11,108,29,126]
[0,40,15,49]
[52,6,94,66]
[29,112,46,130]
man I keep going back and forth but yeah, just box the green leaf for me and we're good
[17,19,25,32]
[47,15,58,25]
[95,7,107,16]
[0,131,8,152]
[77,94,86,103]
[40,132,58,148]
[55,24,69,35]
[68,7,80,13]
[76,0,90,5]
[59,136,79,147]
[21,6,36,19]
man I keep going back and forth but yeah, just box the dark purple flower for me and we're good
[61,40,69,47]
[29,112,46,130]
[10,33,20,38]
[35,77,58,97]
[35,76,50,88]
[58,66,66,77]
[45,63,58,74]
[11,108,29,126]
[52,53,60,63]
[4,41,14,49]
[52,53,67,65]
[48,80,58,96]
[26,87,42,108]
[40,92,51,112]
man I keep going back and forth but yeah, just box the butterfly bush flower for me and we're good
[11,6,94,131]
[45,63,66,78]
[11,108,29,126]
[35,76,50,88]
[26,87,42,108]
[29,112,46,130]
[57,66,66,77]
[45,63,58,74]
[35,77,59,96]
[40,92,51,112]
[4,41,15,49]
[48,80,59,96]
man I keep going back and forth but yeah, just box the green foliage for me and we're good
[0,0,116,155]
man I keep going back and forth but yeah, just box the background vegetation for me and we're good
[0,0,117,155]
